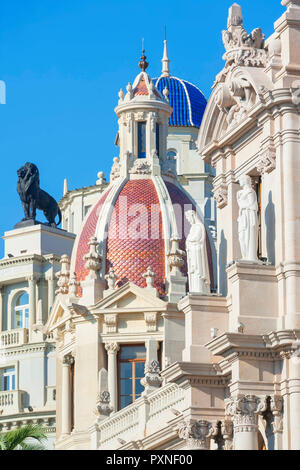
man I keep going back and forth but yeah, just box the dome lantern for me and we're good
[114,48,172,181]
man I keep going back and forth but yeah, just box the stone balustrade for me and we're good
[0,328,29,348]
[98,383,186,449]
[0,390,26,414]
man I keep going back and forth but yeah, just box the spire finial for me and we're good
[161,28,170,77]
[138,38,149,71]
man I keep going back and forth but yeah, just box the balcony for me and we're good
[0,329,29,348]
[98,383,187,449]
[0,390,26,414]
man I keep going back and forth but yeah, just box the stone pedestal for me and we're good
[178,294,227,362]
[3,224,75,258]
[227,262,278,334]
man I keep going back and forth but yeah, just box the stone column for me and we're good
[105,342,119,412]
[27,275,37,338]
[0,286,4,332]
[288,345,300,449]
[61,354,74,436]
[177,419,213,450]
[225,395,265,450]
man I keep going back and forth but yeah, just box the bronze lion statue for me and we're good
[17,162,62,227]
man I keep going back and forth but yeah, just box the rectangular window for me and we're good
[138,122,146,158]
[84,205,91,217]
[118,345,146,410]
[156,123,160,157]
[1,367,15,391]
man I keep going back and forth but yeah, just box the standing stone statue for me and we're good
[185,210,210,294]
[237,175,258,262]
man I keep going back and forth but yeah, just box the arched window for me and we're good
[167,150,177,160]
[13,292,29,329]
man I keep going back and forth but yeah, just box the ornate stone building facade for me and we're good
[0,224,75,448]
[40,0,300,451]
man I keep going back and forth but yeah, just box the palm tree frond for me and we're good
[1,424,47,451]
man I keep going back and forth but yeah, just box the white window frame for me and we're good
[13,292,29,330]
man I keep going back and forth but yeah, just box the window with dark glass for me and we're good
[138,121,146,158]
[118,345,146,409]
[156,123,160,156]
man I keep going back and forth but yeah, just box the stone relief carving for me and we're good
[104,313,118,334]
[185,210,211,294]
[213,184,228,209]
[257,148,276,175]
[237,175,259,262]
[129,159,151,175]
[222,4,266,68]
[144,312,157,332]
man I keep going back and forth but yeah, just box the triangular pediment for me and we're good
[45,295,73,333]
[91,282,167,313]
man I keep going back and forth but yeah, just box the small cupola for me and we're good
[114,43,172,179]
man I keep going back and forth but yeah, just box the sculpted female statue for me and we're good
[185,210,211,294]
[237,175,258,261]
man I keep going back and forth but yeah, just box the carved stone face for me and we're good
[185,211,195,225]
[238,175,251,188]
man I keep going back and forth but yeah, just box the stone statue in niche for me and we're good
[237,175,259,262]
[185,210,211,294]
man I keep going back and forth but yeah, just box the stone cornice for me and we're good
[59,182,109,208]
[202,88,298,161]
[205,330,300,358]
[0,341,55,358]
[0,253,61,269]
[178,293,228,314]
[161,361,229,387]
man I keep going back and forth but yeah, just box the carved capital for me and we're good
[62,354,74,366]
[225,395,266,432]
[177,419,213,450]
[105,342,120,355]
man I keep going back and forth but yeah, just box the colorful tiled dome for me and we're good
[72,177,214,298]
[153,76,207,128]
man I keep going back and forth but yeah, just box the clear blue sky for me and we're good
[0,0,284,253]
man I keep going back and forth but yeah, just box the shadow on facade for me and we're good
[219,230,227,296]
[265,191,275,265]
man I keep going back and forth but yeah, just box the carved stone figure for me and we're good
[237,175,259,262]
[185,210,210,294]
[17,162,61,227]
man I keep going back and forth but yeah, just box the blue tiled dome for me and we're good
[153,76,207,128]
